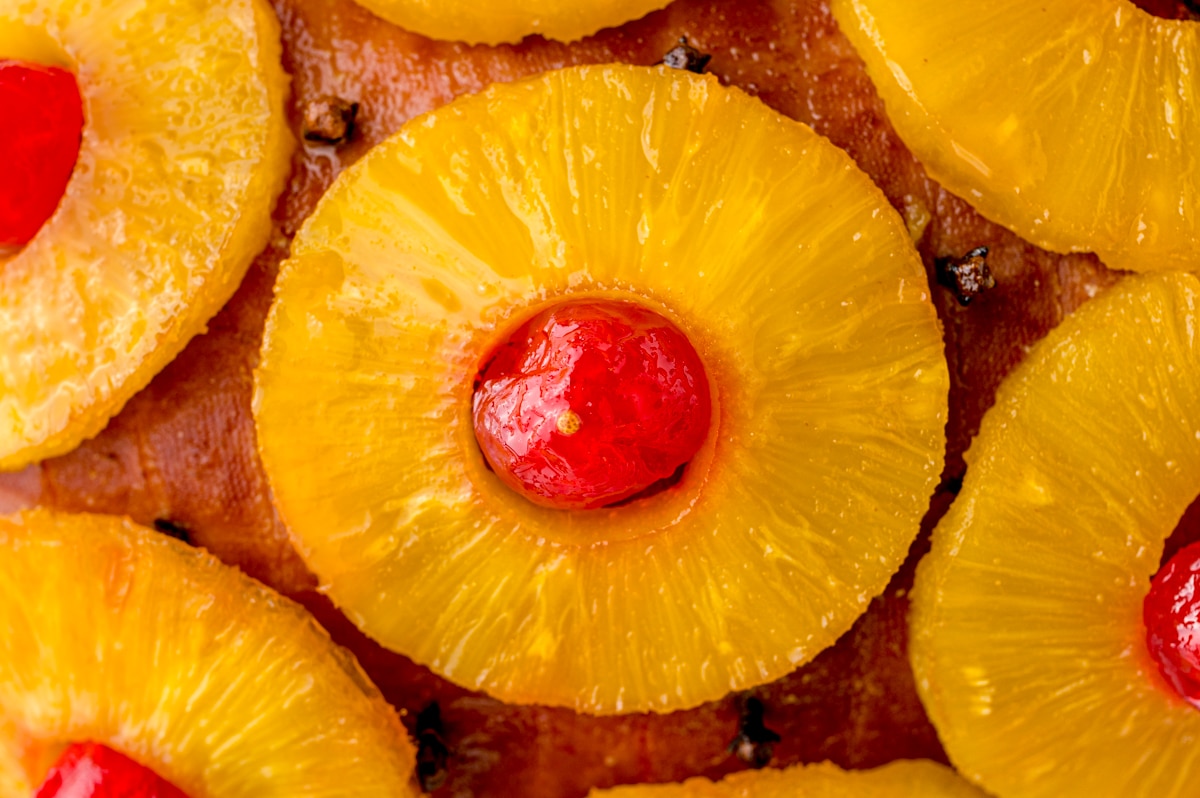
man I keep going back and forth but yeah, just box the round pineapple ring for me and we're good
[351,0,670,44]
[0,509,418,796]
[831,0,1199,273]
[0,0,292,470]
[588,760,989,797]
[254,64,949,714]
[911,273,1200,797]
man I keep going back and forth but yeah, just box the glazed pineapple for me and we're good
[832,0,1199,273]
[0,715,39,797]
[0,0,292,469]
[347,0,671,44]
[590,760,989,798]
[912,273,1200,797]
[255,64,948,714]
[0,509,417,796]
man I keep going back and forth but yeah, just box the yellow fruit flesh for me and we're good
[0,717,33,797]
[911,273,1200,798]
[255,65,948,714]
[831,0,1199,273]
[0,0,292,470]
[0,509,418,797]
[589,760,990,798]
[0,718,60,796]
[350,0,671,44]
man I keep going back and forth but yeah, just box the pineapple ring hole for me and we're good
[459,289,727,548]
[471,297,713,511]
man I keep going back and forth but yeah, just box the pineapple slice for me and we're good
[588,760,989,797]
[911,273,1200,797]
[349,0,671,45]
[831,0,1199,273]
[0,508,417,796]
[255,64,948,715]
[0,0,292,470]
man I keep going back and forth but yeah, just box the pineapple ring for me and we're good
[911,273,1200,797]
[254,64,949,715]
[0,0,292,470]
[0,509,418,796]
[588,759,989,797]
[831,0,1200,273]
[350,0,671,45]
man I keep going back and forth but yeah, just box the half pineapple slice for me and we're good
[349,0,671,45]
[0,0,292,469]
[589,760,989,797]
[912,273,1200,797]
[831,0,1199,273]
[0,509,417,796]
[255,64,948,715]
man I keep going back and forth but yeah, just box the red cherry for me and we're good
[35,742,189,798]
[1144,540,1200,705]
[473,299,712,510]
[0,59,84,250]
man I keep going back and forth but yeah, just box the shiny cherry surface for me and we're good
[1145,540,1200,705]
[473,299,712,510]
[35,742,189,798]
[0,60,84,250]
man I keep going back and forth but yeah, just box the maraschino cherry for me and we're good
[473,299,712,510]
[1145,540,1200,705]
[35,742,189,798]
[0,60,84,249]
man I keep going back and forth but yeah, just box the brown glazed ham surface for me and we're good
[5,0,1197,794]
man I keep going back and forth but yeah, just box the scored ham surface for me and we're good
[7,0,1193,795]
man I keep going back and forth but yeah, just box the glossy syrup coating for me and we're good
[0,0,1142,792]
[35,743,188,798]
[1145,540,1200,704]
[0,61,82,250]
[474,300,712,510]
